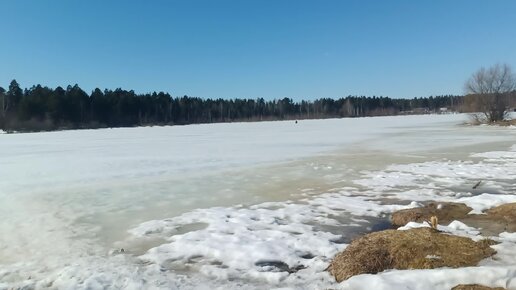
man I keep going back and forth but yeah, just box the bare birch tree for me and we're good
[464,63,516,122]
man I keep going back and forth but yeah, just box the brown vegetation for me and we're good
[391,202,472,228]
[486,203,516,221]
[391,202,516,235]
[500,119,516,125]
[451,284,506,290]
[327,227,495,282]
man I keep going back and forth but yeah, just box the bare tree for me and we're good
[464,63,516,122]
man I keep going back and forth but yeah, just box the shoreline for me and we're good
[0,112,460,134]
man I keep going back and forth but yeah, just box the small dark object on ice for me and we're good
[473,181,482,189]
[255,260,305,273]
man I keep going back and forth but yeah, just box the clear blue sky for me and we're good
[1,0,515,100]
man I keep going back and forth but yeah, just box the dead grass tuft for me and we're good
[490,119,516,126]
[327,228,496,282]
[430,216,438,229]
[391,202,472,228]
[451,284,506,290]
[392,202,516,234]
[486,203,516,221]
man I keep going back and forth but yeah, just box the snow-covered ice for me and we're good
[1,114,516,289]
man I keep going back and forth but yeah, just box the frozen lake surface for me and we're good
[1,114,516,289]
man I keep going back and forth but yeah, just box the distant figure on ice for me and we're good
[295,120,298,124]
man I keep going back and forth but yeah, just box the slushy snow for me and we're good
[1,114,516,289]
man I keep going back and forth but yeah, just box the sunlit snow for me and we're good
[1,114,516,289]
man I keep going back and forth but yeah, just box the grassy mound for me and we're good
[451,284,506,290]
[328,227,496,282]
[487,203,516,221]
[474,202,516,234]
[391,202,516,235]
[391,202,472,228]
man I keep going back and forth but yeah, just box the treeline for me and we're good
[0,80,463,132]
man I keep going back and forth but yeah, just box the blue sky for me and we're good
[1,0,515,99]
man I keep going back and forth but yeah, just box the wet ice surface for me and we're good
[1,114,516,289]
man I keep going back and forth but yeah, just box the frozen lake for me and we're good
[1,114,516,289]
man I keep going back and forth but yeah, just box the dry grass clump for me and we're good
[460,203,516,235]
[391,202,472,228]
[430,216,438,229]
[487,203,516,221]
[490,119,516,126]
[328,227,496,282]
[451,284,506,290]
[391,202,516,235]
